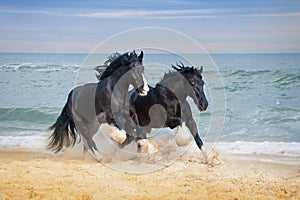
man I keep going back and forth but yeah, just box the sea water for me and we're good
[0,53,299,156]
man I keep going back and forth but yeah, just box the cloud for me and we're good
[0,7,216,18]
[1,6,300,20]
[0,8,59,15]
[245,12,300,17]
[1,7,299,19]
[70,9,300,19]
[70,9,218,19]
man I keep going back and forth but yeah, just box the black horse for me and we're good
[128,63,208,154]
[48,51,149,160]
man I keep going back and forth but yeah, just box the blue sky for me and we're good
[0,0,299,53]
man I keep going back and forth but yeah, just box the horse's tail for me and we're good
[48,92,77,153]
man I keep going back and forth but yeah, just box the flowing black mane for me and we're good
[95,51,141,80]
[160,62,203,83]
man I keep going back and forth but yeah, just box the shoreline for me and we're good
[0,148,299,199]
[0,146,299,164]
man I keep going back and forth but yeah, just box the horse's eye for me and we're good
[190,80,195,86]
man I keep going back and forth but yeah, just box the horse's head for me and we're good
[95,51,149,96]
[126,51,149,96]
[172,63,208,111]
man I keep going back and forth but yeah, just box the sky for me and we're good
[0,0,299,53]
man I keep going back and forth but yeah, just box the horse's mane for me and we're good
[160,62,203,83]
[95,51,140,80]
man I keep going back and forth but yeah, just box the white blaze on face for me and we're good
[140,73,149,96]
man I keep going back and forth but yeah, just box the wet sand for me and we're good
[0,148,299,200]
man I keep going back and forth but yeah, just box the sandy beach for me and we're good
[0,146,299,200]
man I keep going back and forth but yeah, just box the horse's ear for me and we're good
[138,51,144,61]
[172,65,180,71]
[199,66,203,74]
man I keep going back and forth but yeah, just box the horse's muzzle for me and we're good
[138,84,149,96]
[199,104,208,111]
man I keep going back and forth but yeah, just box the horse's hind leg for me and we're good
[135,127,161,162]
[76,120,102,161]
[174,123,191,146]
[81,135,101,161]
[136,127,159,154]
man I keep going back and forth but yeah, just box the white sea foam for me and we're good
[214,141,300,157]
[1,131,300,158]
[0,131,48,150]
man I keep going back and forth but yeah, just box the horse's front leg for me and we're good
[108,125,127,145]
[181,101,205,155]
[185,117,205,155]
[106,112,127,145]
[128,108,152,152]
[186,118,222,166]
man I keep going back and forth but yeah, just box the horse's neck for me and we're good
[107,69,129,91]
[106,74,130,110]
[158,74,188,101]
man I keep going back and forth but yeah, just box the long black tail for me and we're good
[48,94,77,153]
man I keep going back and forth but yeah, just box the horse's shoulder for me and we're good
[72,83,96,93]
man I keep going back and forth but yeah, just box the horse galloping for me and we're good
[128,63,208,155]
[48,51,149,160]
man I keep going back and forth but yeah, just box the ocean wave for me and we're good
[224,85,251,92]
[0,62,80,72]
[259,115,300,125]
[224,69,275,77]
[0,107,58,124]
[251,106,300,125]
[223,69,300,86]
[273,74,300,87]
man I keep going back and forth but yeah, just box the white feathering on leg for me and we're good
[109,125,127,145]
[137,139,159,154]
[175,122,191,146]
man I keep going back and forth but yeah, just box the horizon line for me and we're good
[1,51,299,55]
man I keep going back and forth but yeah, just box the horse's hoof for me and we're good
[87,149,103,162]
[109,129,127,145]
[147,140,159,154]
[202,149,222,167]
[137,139,159,154]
